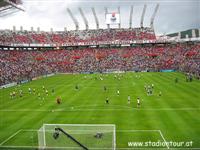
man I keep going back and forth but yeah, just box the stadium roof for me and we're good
[0,0,23,16]
[167,28,199,38]
[0,0,199,35]
[0,0,9,7]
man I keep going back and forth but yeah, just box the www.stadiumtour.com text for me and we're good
[128,141,193,148]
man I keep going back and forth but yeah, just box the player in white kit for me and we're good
[137,97,140,108]
[127,95,131,104]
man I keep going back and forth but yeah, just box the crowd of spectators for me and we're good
[0,28,156,45]
[0,43,199,85]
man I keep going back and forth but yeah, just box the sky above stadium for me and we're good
[0,0,199,35]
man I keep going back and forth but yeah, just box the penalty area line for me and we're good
[1,129,199,149]
[0,129,22,146]
[159,130,170,149]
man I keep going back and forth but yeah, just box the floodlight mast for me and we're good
[105,7,110,29]
[140,4,147,28]
[79,7,89,30]
[118,6,121,29]
[129,5,133,28]
[67,8,79,30]
[150,4,159,29]
[92,7,99,29]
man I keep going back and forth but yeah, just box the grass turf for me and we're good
[0,72,200,149]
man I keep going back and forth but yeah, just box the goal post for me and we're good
[38,124,116,150]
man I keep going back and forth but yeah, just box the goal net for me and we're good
[38,124,116,150]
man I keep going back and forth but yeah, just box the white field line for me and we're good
[0,129,22,146]
[0,107,200,112]
[23,129,113,134]
[16,129,160,132]
[159,130,170,149]
[0,146,199,150]
[23,129,108,131]
[21,129,37,132]
[21,129,160,135]
[117,130,160,132]
[44,123,115,127]
[113,124,116,150]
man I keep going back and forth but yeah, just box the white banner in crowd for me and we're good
[0,82,17,89]
[106,13,120,25]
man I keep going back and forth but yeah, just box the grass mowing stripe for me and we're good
[0,72,199,149]
[153,81,198,147]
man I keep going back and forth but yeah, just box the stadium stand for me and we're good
[0,28,156,45]
[0,43,199,85]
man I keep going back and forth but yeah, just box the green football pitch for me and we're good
[0,72,200,149]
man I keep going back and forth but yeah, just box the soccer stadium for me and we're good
[0,0,200,149]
